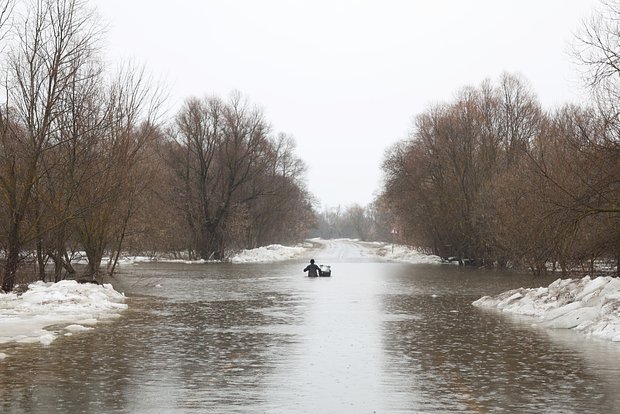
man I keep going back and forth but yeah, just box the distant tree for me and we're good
[166,93,313,260]
[345,205,370,241]
[314,203,382,241]
[242,133,313,247]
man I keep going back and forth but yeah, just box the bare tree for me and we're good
[167,94,271,259]
[70,64,161,278]
[0,0,100,291]
[575,0,620,119]
[380,74,544,266]
[0,0,13,45]
[243,133,312,247]
[165,93,314,260]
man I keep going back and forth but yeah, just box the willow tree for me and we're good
[166,93,314,260]
[167,94,272,259]
[380,74,542,265]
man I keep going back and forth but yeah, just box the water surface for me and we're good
[2,240,620,413]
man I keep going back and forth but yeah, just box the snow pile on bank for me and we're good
[231,243,310,263]
[473,276,620,342]
[0,280,127,347]
[119,256,208,265]
[77,244,313,266]
[370,242,442,264]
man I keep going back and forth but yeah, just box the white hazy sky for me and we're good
[92,0,600,208]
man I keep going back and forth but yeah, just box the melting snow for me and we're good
[0,280,127,348]
[473,275,620,342]
[367,242,443,264]
[231,243,310,263]
[0,239,440,355]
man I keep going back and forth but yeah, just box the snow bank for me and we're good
[67,240,437,267]
[230,243,310,263]
[369,242,443,264]
[0,280,127,347]
[99,243,313,266]
[473,276,620,342]
[118,256,207,265]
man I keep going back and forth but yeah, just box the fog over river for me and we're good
[2,240,620,413]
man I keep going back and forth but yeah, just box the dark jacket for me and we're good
[304,263,320,277]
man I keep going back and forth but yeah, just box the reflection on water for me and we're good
[2,257,620,413]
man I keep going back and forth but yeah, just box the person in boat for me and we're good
[304,259,320,277]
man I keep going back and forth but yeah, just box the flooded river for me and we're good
[2,240,620,413]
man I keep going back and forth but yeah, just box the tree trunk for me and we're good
[49,249,76,282]
[53,251,63,283]
[199,222,225,260]
[63,251,76,274]
[2,221,20,292]
[86,256,102,279]
[3,246,18,292]
[108,209,131,276]
[36,238,46,281]
[85,246,104,280]
[560,260,568,277]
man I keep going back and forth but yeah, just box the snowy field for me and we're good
[474,276,620,342]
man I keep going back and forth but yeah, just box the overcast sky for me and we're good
[92,0,601,208]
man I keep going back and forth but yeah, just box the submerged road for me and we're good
[2,239,620,413]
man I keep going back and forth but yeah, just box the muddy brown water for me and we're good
[2,240,620,413]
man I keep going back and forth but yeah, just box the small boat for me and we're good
[319,265,331,277]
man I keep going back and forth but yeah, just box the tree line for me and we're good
[341,4,618,279]
[313,203,391,242]
[0,0,314,291]
[379,6,620,276]
[379,2,620,276]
